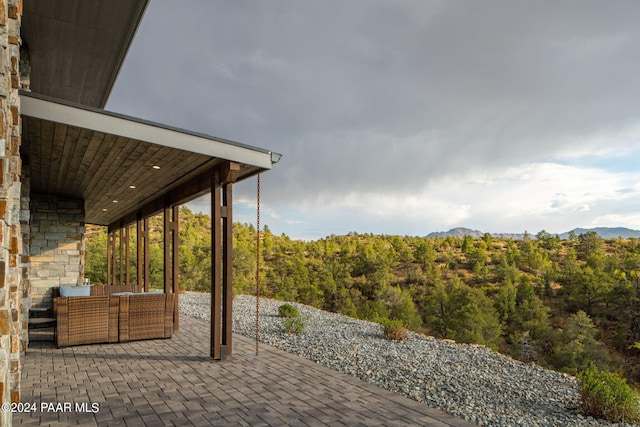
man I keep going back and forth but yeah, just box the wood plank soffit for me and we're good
[107,161,239,232]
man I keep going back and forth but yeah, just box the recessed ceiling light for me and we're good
[152,165,160,170]
[112,200,118,203]
[129,185,136,189]
[102,208,108,212]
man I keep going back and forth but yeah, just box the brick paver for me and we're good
[16,316,474,426]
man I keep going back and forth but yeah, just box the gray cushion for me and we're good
[59,285,92,297]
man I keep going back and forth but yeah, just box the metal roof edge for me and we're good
[20,91,279,170]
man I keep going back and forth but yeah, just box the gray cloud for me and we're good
[108,0,640,234]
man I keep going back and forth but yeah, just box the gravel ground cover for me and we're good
[180,292,637,427]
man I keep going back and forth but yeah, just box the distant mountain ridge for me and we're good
[557,227,640,239]
[426,227,640,240]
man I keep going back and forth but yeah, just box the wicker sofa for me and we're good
[54,286,174,347]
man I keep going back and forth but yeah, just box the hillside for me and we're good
[426,227,525,239]
[85,207,640,385]
[559,227,640,240]
[427,226,640,240]
[182,293,608,426]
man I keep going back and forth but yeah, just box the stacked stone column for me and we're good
[0,0,24,425]
[30,196,85,308]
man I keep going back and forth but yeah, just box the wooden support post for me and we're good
[125,226,131,286]
[211,171,222,359]
[161,206,180,329]
[222,183,233,356]
[172,205,180,330]
[113,230,118,285]
[119,227,124,286]
[137,218,143,288]
[111,230,118,286]
[211,162,239,360]
[107,231,113,286]
[164,207,171,294]
[144,217,150,292]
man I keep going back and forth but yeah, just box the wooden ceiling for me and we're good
[21,93,272,227]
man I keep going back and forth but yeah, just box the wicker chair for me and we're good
[118,293,174,342]
[55,296,119,347]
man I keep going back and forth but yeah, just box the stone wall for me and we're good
[30,195,85,308]
[0,0,23,425]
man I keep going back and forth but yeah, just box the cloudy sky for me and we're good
[107,0,640,240]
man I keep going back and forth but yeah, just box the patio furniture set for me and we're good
[28,285,175,347]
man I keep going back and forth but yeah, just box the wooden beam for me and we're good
[220,161,240,185]
[107,161,251,231]
[108,161,223,230]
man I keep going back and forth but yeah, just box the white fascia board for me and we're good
[21,92,274,170]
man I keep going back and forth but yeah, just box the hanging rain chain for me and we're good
[255,173,261,356]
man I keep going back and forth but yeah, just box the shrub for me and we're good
[278,317,304,334]
[278,303,300,318]
[381,319,408,341]
[577,363,640,424]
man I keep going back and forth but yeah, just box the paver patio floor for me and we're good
[16,315,474,426]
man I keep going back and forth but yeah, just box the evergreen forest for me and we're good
[85,207,640,384]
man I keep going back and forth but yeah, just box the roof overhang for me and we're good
[21,92,279,227]
[21,0,149,108]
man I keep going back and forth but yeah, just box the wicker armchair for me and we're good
[118,293,174,342]
[55,296,119,347]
